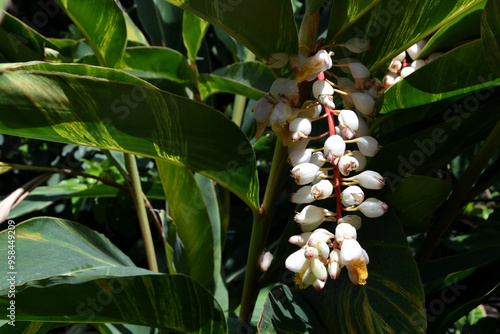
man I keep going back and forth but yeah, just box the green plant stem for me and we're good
[124,153,159,272]
[232,52,256,127]
[239,139,288,322]
[415,119,500,271]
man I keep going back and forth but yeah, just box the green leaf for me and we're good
[55,0,126,67]
[259,211,425,333]
[419,1,485,59]
[117,46,194,94]
[387,175,452,235]
[198,61,274,101]
[0,217,226,332]
[0,26,44,62]
[481,0,500,76]
[0,321,68,333]
[326,0,380,43]
[157,161,216,292]
[377,40,500,115]
[183,10,210,63]
[120,5,150,46]
[0,69,259,210]
[163,0,298,58]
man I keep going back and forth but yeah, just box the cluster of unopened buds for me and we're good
[254,38,389,289]
[383,39,443,90]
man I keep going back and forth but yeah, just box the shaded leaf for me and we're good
[481,0,500,76]
[164,0,298,58]
[55,0,126,67]
[121,5,150,46]
[0,70,259,210]
[183,10,210,63]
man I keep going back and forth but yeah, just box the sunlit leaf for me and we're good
[183,10,210,63]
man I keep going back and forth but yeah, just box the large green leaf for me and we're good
[419,1,485,58]
[377,40,500,114]
[198,61,274,101]
[0,69,259,210]
[183,10,210,63]
[163,0,298,58]
[387,175,452,235]
[55,0,126,67]
[481,0,500,76]
[258,211,425,333]
[0,217,226,332]
[328,0,484,71]
[121,5,150,46]
[157,161,216,292]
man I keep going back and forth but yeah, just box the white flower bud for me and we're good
[356,136,380,157]
[355,170,385,189]
[252,96,275,138]
[291,163,320,185]
[337,215,362,230]
[340,239,363,265]
[289,118,312,142]
[338,109,359,139]
[338,155,359,176]
[393,51,406,62]
[348,62,370,80]
[316,50,333,72]
[335,222,357,243]
[324,135,346,162]
[318,95,335,109]
[309,151,326,168]
[287,139,310,154]
[294,205,326,225]
[343,38,371,53]
[285,248,308,272]
[265,53,290,68]
[411,59,426,70]
[364,86,379,100]
[355,116,370,137]
[302,267,317,287]
[328,249,342,279]
[311,180,333,200]
[288,148,312,167]
[352,151,366,171]
[341,186,364,207]
[312,170,327,184]
[357,198,388,218]
[311,258,327,281]
[269,78,299,106]
[288,232,313,246]
[388,60,402,73]
[309,228,335,242]
[295,50,333,82]
[400,66,415,78]
[351,92,375,116]
[427,52,443,63]
[300,100,322,118]
[383,72,399,87]
[339,58,361,74]
[338,77,355,88]
[308,239,330,260]
[312,80,334,99]
[291,186,316,204]
[304,246,319,259]
[260,251,273,271]
[270,101,294,125]
[313,278,326,290]
[406,40,426,60]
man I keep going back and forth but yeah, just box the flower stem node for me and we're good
[357,198,388,218]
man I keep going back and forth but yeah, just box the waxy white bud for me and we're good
[383,72,399,87]
[400,66,415,78]
[260,251,273,271]
[411,59,426,70]
[406,40,426,60]
[287,139,310,154]
[343,38,371,53]
[388,60,402,73]
[338,155,359,176]
[349,62,370,80]
[427,52,443,63]
[338,77,355,88]
[300,100,322,118]
[312,170,327,184]
[393,51,406,62]
[289,118,312,142]
[342,185,365,207]
[355,116,370,137]
[288,148,312,167]
[295,50,333,82]
[340,239,363,265]
[328,249,342,279]
[339,58,361,74]
[335,222,357,243]
[294,205,326,232]
[351,92,375,116]
[352,151,366,171]
[311,258,327,281]
[324,135,346,163]
[304,246,319,259]
[338,215,362,230]
[318,95,335,109]
[252,96,275,138]
[309,151,326,168]
[288,232,313,246]
[290,186,316,204]
[338,109,359,139]
[308,238,330,260]
[355,170,385,189]
[356,136,380,157]
[358,198,388,218]
[309,228,335,243]
[302,267,317,287]
[291,163,320,185]
[265,53,290,68]
[312,80,334,98]
[311,180,334,200]
[313,278,326,290]
[270,101,294,125]
[269,78,299,106]
[285,248,308,272]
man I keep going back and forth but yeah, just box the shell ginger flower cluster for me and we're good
[255,41,388,290]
